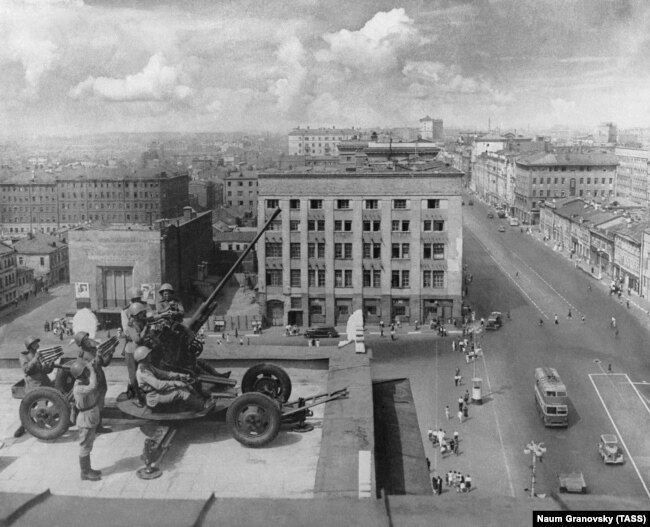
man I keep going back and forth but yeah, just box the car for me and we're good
[598,434,624,464]
[498,225,505,232]
[558,472,587,494]
[485,311,502,330]
[487,212,494,219]
[497,211,506,218]
[304,326,339,339]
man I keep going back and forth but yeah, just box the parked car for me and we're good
[598,434,624,464]
[498,225,505,232]
[304,326,339,339]
[485,311,503,330]
[487,212,494,219]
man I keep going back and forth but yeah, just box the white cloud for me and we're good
[268,36,310,115]
[316,8,421,73]
[69,53,192,102]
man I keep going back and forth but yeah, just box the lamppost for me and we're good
[523,441,546,497]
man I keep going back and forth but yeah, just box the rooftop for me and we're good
[0,165,188,184]
[12,233,67,254]
[517,150,618,167]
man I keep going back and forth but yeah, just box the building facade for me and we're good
[0,166,190,236]
[13,232,69,287]
[614,146,650,205]
[419,116,444,141]
[0,242,17,309]
[287,127,356,157]
[223,169,259,217]
[257,164,464,328]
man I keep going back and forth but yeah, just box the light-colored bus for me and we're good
[534,367,569,427]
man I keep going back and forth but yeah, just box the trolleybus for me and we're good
[534,367,569,427]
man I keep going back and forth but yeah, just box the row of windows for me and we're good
[226,181,256,187]
[268,242,445,260]
[268,199,444,210]
[526,166,606,172]
[227,191,256,196]
[266,269,445,288]
[531,177,613,185]
[1,181,161,192]
[226,200,255,206]
[268,218,447,232]
[532,189,613,198]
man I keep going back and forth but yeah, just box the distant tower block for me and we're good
[419,116,444,141]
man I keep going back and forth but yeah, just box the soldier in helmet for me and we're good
[70,359,102,481]
[74,331,111,434]
[123,301,150,401]
[154,283,184,322]
[134,346,205,412]
[14,336,55,438]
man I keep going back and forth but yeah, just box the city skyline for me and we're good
[1,0,649,136]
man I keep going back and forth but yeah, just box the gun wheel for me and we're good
[226,392,281,448]
[241,363,292,403]
[19,387,71,440]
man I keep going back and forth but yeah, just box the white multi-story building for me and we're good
[287,127,357,157]
[257,162,464,328]
[614,146,650,205]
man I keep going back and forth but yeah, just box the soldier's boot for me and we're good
[80,456,101,481]
[95,419,112,434]
[13,425,25,438]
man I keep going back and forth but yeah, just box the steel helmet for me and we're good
[74,331,89,347]
[24,336,40,351]
[158,283,174,294]
[134,346,152,362]
[69,359,89,379]
[128,302,147,318]
[128,286,142,300]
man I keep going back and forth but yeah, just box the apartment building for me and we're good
[0,166,189,236]
[0,242,17,309]
[257,163,464,328]
[614,146,650,205]
[419,116,444,141]
[287,127,357,157]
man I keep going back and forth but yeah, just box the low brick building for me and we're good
[13,232,69,288]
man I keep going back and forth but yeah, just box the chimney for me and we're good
[183,206,193,220]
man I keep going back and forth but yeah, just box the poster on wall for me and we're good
[74,282,90,299]
[140,283,155,304]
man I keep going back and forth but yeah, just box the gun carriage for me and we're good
[12,208,348,478]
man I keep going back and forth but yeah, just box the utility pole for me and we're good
[523,441,546,498]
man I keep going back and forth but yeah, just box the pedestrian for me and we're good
[426,457,431,471]
[436,476,443,495]
[235,328,238,338]
[453,438,459,455]
[239,337,244,346]
[465,474,472,492]
[611,316,616,328]
[554,314,559,325]
[615,328,619,338]
[440,437,448,455]
[463,404,469,419]
[607,363,612,373]
[438,428,445,444]
[567,309,572,319]
[626,300,630,309]
[449,438,455,454]
[428,429,434,443]
[463,390,470,405]
[581,315,585,323]
[458,396,464,412]
[453,430,459,443]
[432,476,438,495]
[458,410,463,423]
[480,317,485,326]
[445,405,451,420]
[446,471,452,487]
[452,340,456,352]
[70,360,102,481]
[390,327,396,341]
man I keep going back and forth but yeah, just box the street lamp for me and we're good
[523,441,546,498]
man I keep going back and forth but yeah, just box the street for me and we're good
[371,197,650,500]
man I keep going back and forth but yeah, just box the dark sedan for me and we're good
[304,326,339,339]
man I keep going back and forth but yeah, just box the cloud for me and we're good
[316,8,422,73]
[69,53,192,102]
[268,36,311,116]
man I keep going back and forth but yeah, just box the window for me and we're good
[308,269,316,286]
[290,243,301,259]
[391,270,410,288]
[308,243,315,258]
[532,178,537,184]
[392,243,410,259]
[310,199,323,209]
[290,269,301,287]
[336,199,350,209]
[393,199,408,209]
[102,267,132,308]
[363,243,381,258]
[587,177,591,184]
[423,270,445,288]
[426,199,440,209]
[433,221,444,231]
[334,243,343,259]
[334,270,353,288]
[365,199,379,209]
[334,220,352,231]
[423,243,445,259]
[554,178,558,184]
[363,220,381,231]
[392,220,410,232]
[290,220,300,231]
[268,220,282,231]
[266,269,282,286]
[291,297,302,309]
[308,220,325,231]
[266,243,282,257]
[40,257,45,266]
[318,269,326,287]
[289,199,300,210]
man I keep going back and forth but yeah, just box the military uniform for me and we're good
[20,351,54,391]
[136,362,202,411]
[156,298,185,321]
[73,366,101,457]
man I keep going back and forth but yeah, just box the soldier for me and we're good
[155,283,184,322]
[123,302,150,400]
[134,346,206,412]
[70,359,102,481]
[74,332,111,434]
[14,336,55,438]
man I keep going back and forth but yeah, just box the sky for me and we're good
[1,0,649,136]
